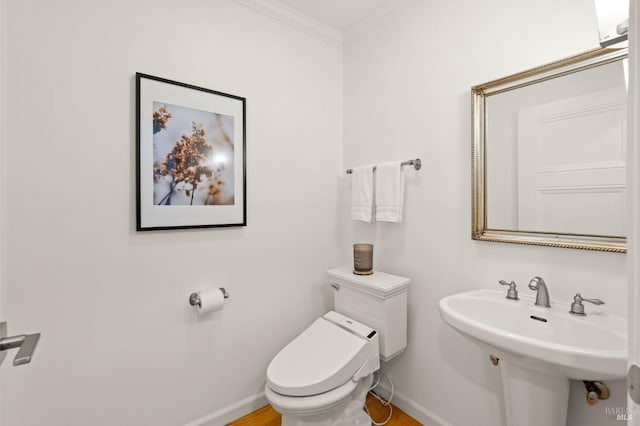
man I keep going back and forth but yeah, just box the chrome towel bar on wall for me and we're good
[345,158,422,174]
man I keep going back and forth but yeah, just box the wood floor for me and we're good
[227,393,422,425]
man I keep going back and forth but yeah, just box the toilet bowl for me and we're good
[265,374,373,426]
[265,311,379,426]
[265,267,410,426]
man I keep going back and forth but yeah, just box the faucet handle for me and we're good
[498,280,519,300]
[569,293,604,316]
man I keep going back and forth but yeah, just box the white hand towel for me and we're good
[375,161,404,222]
[351,165,374,222]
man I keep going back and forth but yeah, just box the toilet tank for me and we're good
[328,266,410,361]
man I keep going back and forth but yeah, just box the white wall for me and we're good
[2,1,342,425]
[342,0,627,425]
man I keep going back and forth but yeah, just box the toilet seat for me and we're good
[266,316,369,397]
[264,377,359,416]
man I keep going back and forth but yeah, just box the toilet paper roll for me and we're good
[197,288,226,314]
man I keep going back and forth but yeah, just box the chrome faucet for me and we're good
[528,276,550,307]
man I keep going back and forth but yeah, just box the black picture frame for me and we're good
[136,73,246,231]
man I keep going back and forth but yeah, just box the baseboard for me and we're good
[183,382,451,426]
[376,383,453,426]
[184,391,268,426]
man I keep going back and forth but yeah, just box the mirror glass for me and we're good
[472,48,628,252]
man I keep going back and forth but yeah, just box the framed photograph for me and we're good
[136,73,246,230]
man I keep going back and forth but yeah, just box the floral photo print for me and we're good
[136,74,246,230]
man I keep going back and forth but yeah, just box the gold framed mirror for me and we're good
[472,47,628,252]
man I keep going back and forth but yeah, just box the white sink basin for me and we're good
[439,289,627,379]
[440,288,628,426]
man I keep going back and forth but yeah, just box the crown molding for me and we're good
[233,0,343,48]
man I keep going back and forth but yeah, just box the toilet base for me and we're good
[278,375,373,426]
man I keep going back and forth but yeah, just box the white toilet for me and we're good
[265,266,410,426]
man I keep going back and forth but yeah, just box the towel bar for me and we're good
[345,158,421,174]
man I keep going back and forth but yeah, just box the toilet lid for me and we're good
[266,316,369,397]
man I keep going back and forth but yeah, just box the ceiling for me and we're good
[275,0,387,31]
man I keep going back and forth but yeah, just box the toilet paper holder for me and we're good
[189,287,230,307]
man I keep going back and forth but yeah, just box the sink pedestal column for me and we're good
[500,360,570,426]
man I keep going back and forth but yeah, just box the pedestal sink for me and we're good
[439,289,627,426]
